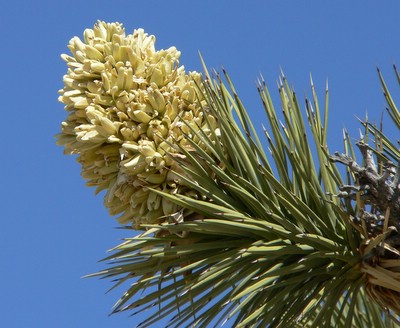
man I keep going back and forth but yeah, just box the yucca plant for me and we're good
[330,67,400,322]
[58,22,400,327]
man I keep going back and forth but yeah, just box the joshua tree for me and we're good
[57,21,400,327]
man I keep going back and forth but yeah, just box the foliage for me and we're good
[58,22,400,327]
[89,67,399,326]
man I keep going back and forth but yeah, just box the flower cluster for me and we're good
[57,21,219,227]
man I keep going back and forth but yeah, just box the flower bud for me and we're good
[58,21,220,229]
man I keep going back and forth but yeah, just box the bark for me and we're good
[331,142,400,249]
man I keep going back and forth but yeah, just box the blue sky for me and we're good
[2,1,400,327]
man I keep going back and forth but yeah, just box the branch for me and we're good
[331,143,400,233]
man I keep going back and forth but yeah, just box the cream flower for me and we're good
[57,21,218,228]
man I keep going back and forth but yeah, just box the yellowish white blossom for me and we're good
[57,21,219,227]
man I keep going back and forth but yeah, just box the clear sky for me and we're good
[2,1,400,327]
